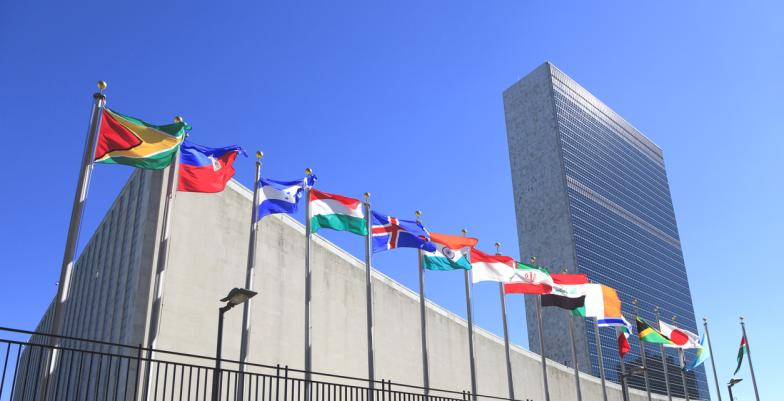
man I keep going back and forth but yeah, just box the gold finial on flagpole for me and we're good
[739,316,744,322]
[703,317,708,323]
[672,315,677,322]
[364,192,370,202]
[530,256,536,264]
[461,229,467,236]
[174,116,184,123]
[305,168,312,176]
[256,151,263,160]
[97,80,107,92]
[494,242,501,255]
[415,210,422,222]
[632,298,638,305]
[654,305,660,313]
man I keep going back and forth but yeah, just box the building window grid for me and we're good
[554,99,676,219]
[555,106,680,237]
[568,203,691,292]
[561,153,679,238]
[554,95,668,187]
[566,180,682,251]
[552,78,665,166]
[551,90,709,398]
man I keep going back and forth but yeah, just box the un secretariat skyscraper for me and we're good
[503,62,709,400]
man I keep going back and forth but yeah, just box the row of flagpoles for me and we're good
[47,83,760,401]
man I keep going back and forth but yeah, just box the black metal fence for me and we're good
[0,327,532,401]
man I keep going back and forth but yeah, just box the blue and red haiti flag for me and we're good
[178,141,246,193]
[371,211,436,253]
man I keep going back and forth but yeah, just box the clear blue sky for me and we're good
[1,1,781,400]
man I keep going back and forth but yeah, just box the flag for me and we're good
[618,326,631,358]
[733,336,748,375]
[178,141,246,193]
[658,321,701,349]
[537,273,591,307]
[572,284,628,329]
[309,189,367,235]
[514,263,555,286]
[422,233,478,271]
[685,334,709,371]
[505,272,589,295]
[541,284,589,310]
[469,248,516,283]
[370,212,436,253]
[95,108,189,169]
[637,316,674,345]
[256,178,306,221]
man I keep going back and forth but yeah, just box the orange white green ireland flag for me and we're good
[94,108,189,169]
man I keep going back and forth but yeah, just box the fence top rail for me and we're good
[0,326,529,401]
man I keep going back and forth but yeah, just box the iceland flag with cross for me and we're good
[371,211,437,253]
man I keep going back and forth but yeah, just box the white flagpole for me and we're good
[363,193,375,398]
[304,168,313,401]
[237,151,263,400]
[530,257,549,401]
[497,243,515,401]
[46,81,106,381]
[654,307,673,401]
[416,211,430,399]
[739,316,760,401]
[702,318,722,401]
[462,229,477,401]
[593,318,609,401]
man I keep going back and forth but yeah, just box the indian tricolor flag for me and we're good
[423,232,478,271]
[95,108,189,169]
[309,189,367,236]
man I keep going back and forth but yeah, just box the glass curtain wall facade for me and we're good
[503,62,709,399]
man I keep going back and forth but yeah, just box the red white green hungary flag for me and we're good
[309,189,368,236]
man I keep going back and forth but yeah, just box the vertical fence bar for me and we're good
[0,343,10,400]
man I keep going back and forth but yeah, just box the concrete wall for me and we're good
[151,175,675,401]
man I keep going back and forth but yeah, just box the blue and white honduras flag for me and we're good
[256,178,306,221]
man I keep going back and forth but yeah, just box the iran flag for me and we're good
[658,321,701,349]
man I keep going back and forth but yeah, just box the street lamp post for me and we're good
[212,288,258,401]
[727,378,742,401]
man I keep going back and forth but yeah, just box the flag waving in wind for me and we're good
[371,212,436,253]
[469,248,516,283]
[95,108,189,169]
[637,316,674,345]
[686,334,709,371]
[658,321,701,349]
[178,141,246,193]
[423,233,477,270]
[256,178,307,221]
[733,336,748,375]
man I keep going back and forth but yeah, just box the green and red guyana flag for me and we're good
[734,336,749,375]
[95,108,190,169]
